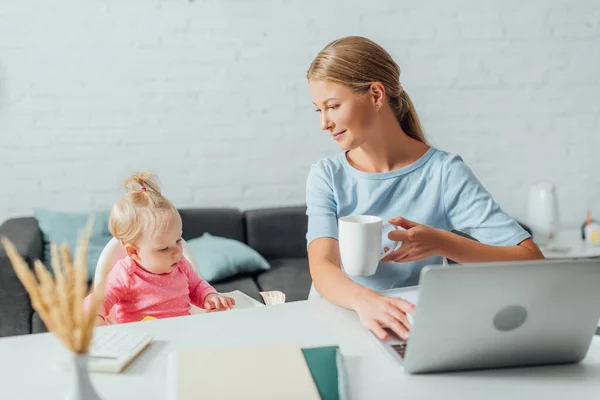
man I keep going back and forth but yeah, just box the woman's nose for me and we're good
[320,112,333,131]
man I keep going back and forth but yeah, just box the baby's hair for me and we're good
[109,172,180,244]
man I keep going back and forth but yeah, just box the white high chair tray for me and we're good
[190,290,264,314]
[221,290,265,309]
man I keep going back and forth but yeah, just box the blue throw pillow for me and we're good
[34,209,113,280]
[186,233,270,282]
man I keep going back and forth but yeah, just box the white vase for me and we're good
[66,354,103,400]
[527,183,559,246]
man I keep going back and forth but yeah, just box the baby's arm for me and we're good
[83,261,130,325]
[83,290,116,326]
[181,258,217,307]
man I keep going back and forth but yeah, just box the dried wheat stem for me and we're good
[34,260,75,352]
[59,243,75,321]
[50,243,74,346]
[81,278,107,352]
[72,218,93,352]
[1,238,54,331]
[1,215,103,355]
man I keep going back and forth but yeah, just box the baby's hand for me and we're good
[203,293,236,312]
[95,315,106,326]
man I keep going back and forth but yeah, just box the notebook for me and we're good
[165,344,346,400]
[302,346,348,400]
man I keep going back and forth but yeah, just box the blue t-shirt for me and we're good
[305,147,530,295]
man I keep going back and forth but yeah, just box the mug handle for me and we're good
[380,223,400,260]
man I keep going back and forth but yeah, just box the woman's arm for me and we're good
[383,217,545,263]
[305,163,413,340]
[382,154,545,264]
[308,237,370,309]
[309,237,414,340]
[440,234,544,263]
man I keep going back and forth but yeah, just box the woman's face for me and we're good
[309,79,379,151]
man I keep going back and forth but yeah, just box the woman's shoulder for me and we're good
[426,147,460,163]
[428,148,482,188]
[307,153,347,181]
[310,152,346,172]
[426,148,468,172]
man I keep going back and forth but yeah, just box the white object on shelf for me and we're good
[527,183,559,246]
[584,222,600,246]
[538,228,600,259]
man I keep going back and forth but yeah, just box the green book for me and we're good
[302,346,348,400]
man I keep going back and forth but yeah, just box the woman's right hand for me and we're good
[352,291,415,340]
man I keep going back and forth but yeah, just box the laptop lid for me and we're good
[394,259,600,374]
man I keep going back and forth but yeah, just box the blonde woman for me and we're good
[305,37,544,341]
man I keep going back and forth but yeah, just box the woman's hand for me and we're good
[203,293,236,312]
[352,291,415,340]
[381,217,446,263]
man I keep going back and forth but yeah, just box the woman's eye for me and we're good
[176,239,182,244]
[160,247,169,252]
[328,105,339,110]
[314,109,321,113]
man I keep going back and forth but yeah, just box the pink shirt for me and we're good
[85,256,217,323]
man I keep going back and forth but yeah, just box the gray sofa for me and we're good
[0,206,311,337]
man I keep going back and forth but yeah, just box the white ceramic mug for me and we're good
[338,215,401,276]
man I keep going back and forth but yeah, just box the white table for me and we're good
[1,294,599,400]
[540,228,600,259]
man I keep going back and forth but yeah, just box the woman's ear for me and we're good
[124,243,139,261]
[369,82,386,109]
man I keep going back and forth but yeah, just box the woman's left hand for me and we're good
[381,217,446,263]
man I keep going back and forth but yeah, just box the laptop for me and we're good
[376,259,600,374]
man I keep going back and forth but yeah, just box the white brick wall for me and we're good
[1,0,599,228]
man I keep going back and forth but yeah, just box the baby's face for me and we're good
[134,215,183,274]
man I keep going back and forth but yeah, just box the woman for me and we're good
[305,36,544,341]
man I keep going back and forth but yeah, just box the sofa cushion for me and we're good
[1,293,32,337]
[211,276,262,302]
[34,209,113,280]
[0,217,43,263]
[0,217,43,337]
[244,206,308,259]
[179,208,245,242]
[31,312,48,334]
[256,258,311,302]
[187,233,270,282]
